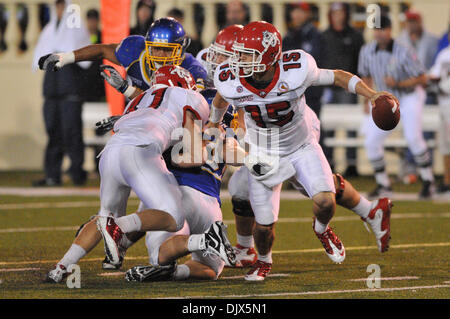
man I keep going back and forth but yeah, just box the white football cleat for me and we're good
[43,264,67,283]
[203,221,236,267]
[313,219,346,264]
[363,198,392,253]
[232,244,257,268]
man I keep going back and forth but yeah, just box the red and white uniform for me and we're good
[99,86,210,231]
[215,50,335,224]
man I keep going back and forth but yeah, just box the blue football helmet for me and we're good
[145,17,190,71]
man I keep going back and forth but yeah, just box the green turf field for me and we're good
[0,175,449,299]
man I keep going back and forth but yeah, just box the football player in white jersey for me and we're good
[197,24,244,87]
[207,21,398,281]
[44,66,236,283]
[200,23,394,271]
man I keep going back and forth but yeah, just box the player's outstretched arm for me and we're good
[332,69,399,108]
[38,43,120,72]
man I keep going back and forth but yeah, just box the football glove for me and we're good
[100,64,129,94]
[95,115,122,135]
[38,52,75,71]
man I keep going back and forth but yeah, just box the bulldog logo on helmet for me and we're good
[262,31,280,50]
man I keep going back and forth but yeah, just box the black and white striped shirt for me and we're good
[358,39,425,97]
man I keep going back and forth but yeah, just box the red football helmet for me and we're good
[150,65,197,90]
[230,21,282,78]
[206,24,243,77]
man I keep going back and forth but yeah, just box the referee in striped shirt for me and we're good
[358,15,434,199]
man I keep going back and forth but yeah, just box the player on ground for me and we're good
[207,21,398,281]
[125,88,244,282]
[44,66,234,283]
[38,17,207,99]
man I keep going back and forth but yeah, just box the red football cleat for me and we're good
[245,260,272,281]
[96,216,124,267]
[363,198,393,253]
[313,218,346,264]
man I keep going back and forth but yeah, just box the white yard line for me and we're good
[160,284,450,299]
[1,212,448,234]
[348,276,419,282]
[0,267,41,272]
[220,273,290,280]
[1,242,448,266]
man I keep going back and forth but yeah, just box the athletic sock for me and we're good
[236,234,254,248]
[173,264,190,280]
[115,213,142,233]
[314,219,328,234]
[59,244,86,268]
[375,171,390,188]
[352,196,372,219]
[258,252,272,264]
[121,235,134,249]
[187,234,206,252]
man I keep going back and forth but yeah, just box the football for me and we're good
[372,95,400,131]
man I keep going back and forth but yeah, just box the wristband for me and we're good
[348,75,361,94]
[209,102,227,124]
[57,51,75,67]
[123,85,136,98]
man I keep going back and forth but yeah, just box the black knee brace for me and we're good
[231,197,255,217]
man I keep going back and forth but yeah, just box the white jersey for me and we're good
[214,49,322,157]
[107,86,210,152]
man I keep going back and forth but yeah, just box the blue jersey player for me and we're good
[38,17,208,100]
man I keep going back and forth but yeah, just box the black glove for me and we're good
[100,64,129,94]
[95,115,122,135]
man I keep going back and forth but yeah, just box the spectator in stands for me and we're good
[32,0,91,186]
[0,4,7,52]
[82,9,105,102]
[167,7,203,57]
[130,0,155,36]
[398,10,439,72]
[282,2,330,168]
[322,2,365,177]
[225,0,248,27]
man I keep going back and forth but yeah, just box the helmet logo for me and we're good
[170,66,191,81]
[262,31,279,50]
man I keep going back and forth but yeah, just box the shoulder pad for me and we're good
[213,63,241,100]
[278,49,310,90]
[115,35,145,68]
